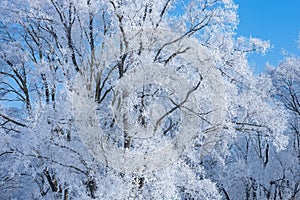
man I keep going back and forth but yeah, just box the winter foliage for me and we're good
[0,0,299,199]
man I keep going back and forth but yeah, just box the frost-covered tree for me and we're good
[0,0,289,199]
[203,56,299,200]
[270,57,300,154]
[265,57,300,199]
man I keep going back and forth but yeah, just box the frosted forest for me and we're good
[0,0,299,199]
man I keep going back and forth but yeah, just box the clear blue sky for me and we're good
[234,0,300,73]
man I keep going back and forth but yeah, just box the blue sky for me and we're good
[234,0,300,73]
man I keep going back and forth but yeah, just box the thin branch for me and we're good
[154,76,203,132]
[0,113,26,127]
